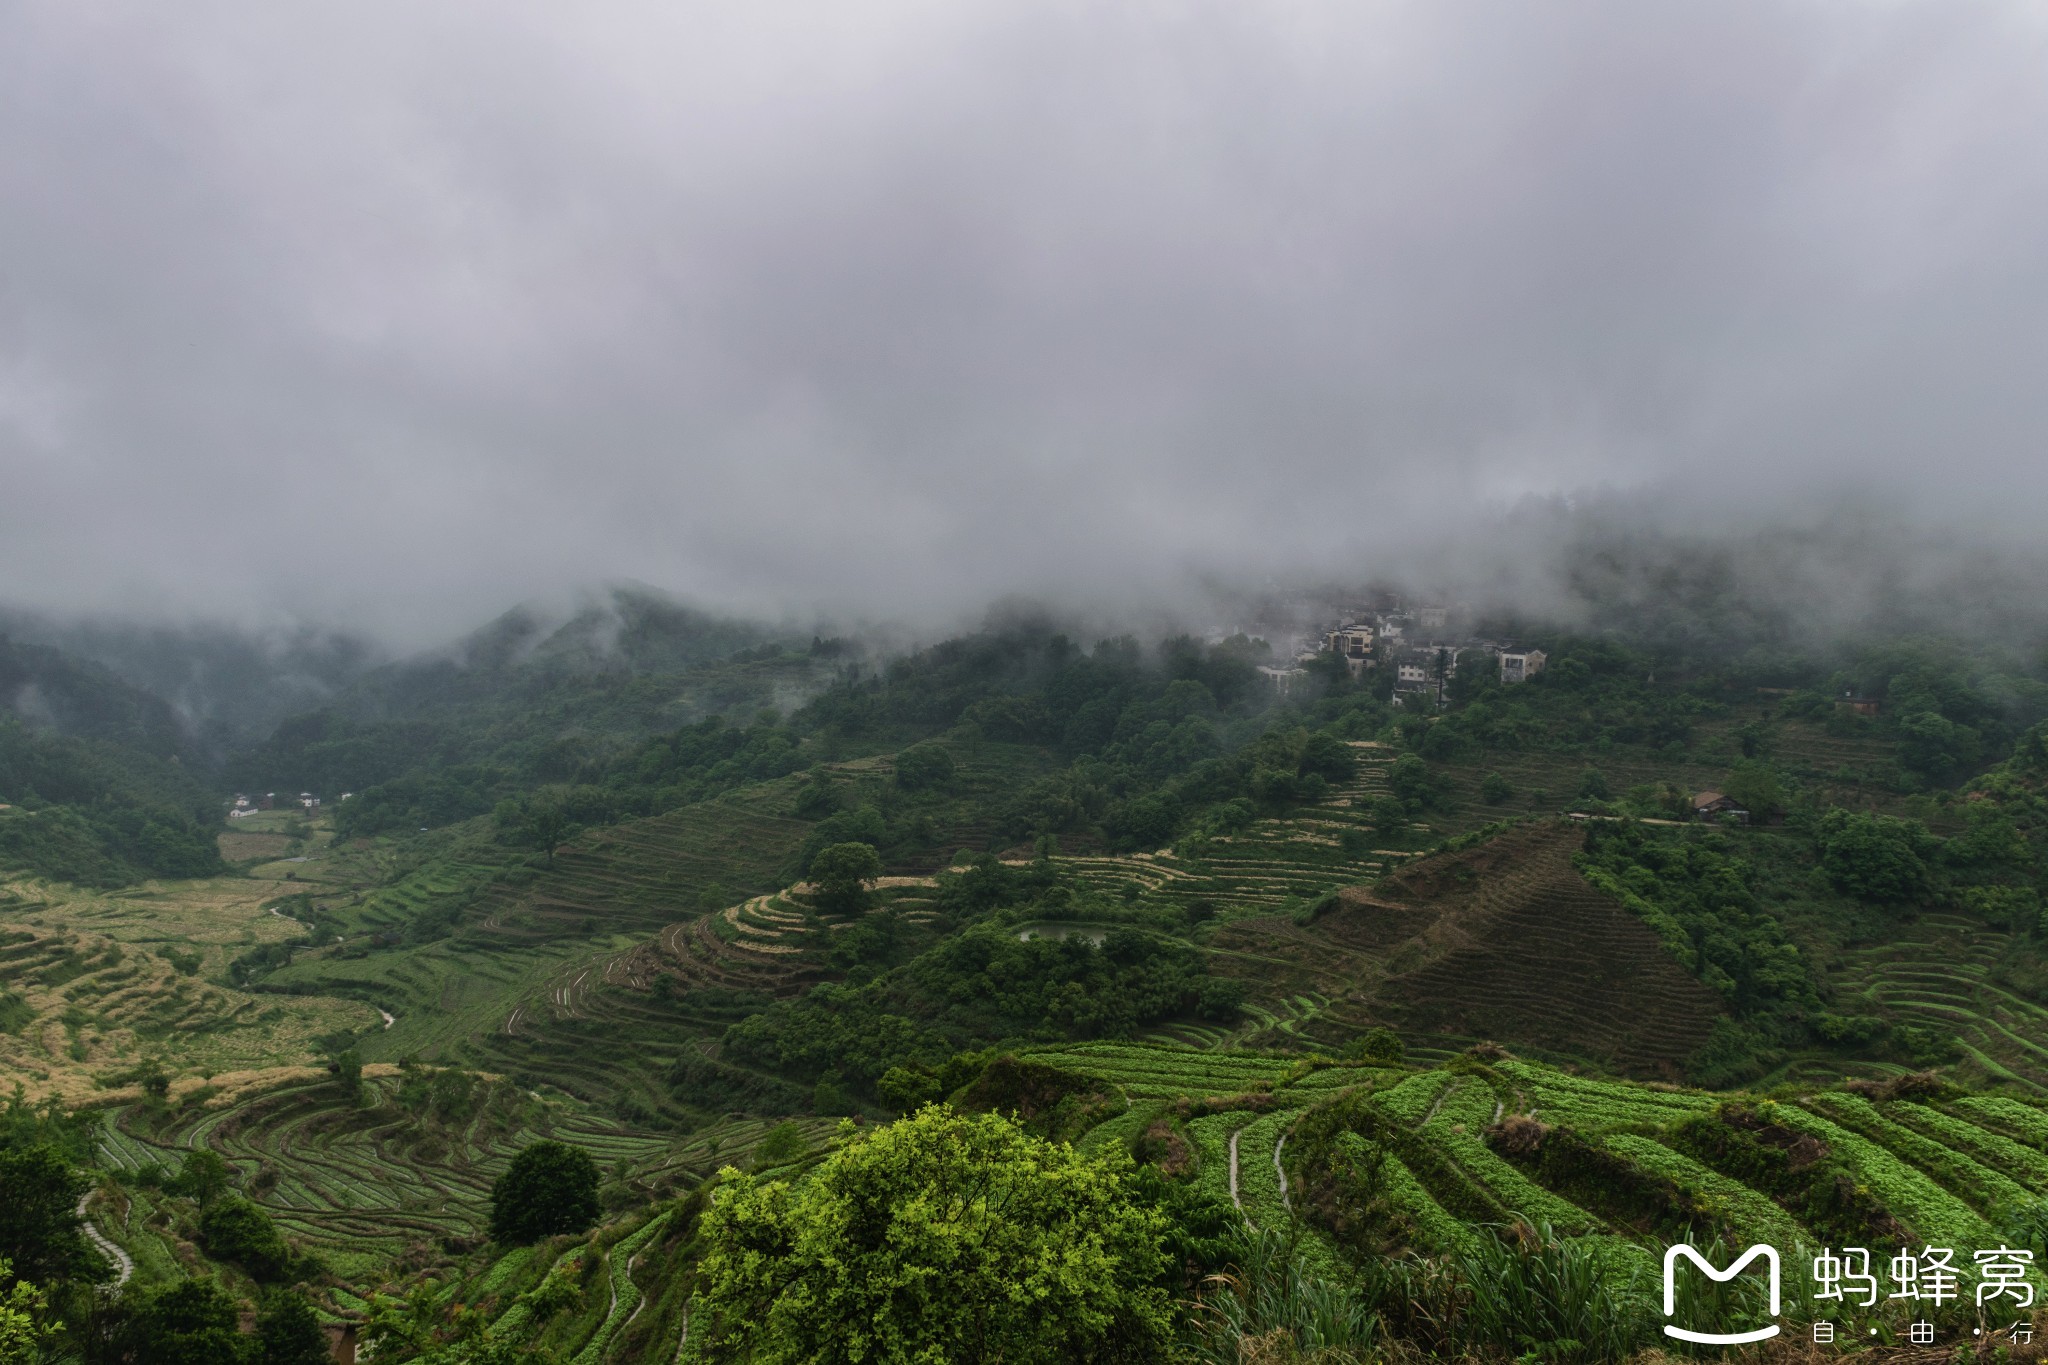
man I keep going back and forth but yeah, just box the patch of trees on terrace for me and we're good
[1575,730,2048,1086]
[1404,633,2048,794]
[700,857,1244,1114]
[1772,645,2048,788]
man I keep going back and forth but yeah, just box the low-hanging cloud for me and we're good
[4,0,2048,646]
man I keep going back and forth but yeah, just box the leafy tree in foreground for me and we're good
[807,840,884,915]
[489,1141,599,1246]
[0,1142,104,1287]
[0,1258,50,1365]
[256,1287,330,1365]
[128,1277,247,1365]
[690,1106,1171,1364]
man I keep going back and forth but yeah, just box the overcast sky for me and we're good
[4,1,2047,644]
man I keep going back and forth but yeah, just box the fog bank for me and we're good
[4,2,2046,644]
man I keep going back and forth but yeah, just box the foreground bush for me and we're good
[689,1106,1172,1363]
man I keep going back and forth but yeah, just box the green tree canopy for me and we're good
[892,743,957,791]
[256,1287,331,1365]
[1350,1026,1406,1064]
[173,1147,231,1205]
[1721,760,1787,820]
[0,1143,104,1287]
[691,1106,1171,1363]
[199,1195,296,1282]
[1816,809,1937,903]
[128,1277,247,1365]
[489,1141,599,1246]
[807,841,884,915]
[0,1258,50,1365]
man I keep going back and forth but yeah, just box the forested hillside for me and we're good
[0,637,221,885]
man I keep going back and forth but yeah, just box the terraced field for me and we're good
[1833,912,2048,1092]
[0,871,380,1103]
[85,1069,824,1289]
[1049,742,1410,917]
[1425,711,1934,834]
[1020,1040,2048,1309]
[467,744,1427,1075]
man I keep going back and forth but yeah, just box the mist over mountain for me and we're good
[5,1,2048,643]
[0,606,382,752]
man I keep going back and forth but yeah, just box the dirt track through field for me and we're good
[77,1192,132,1286]
[1228,1125,1245,1213]
[1273,1133,1290,1213]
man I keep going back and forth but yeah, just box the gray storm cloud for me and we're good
[3,0,2047,644]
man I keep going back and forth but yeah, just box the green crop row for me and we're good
[489,1246,586,1344]
[1281,1067,1388,1093]
[1076,1105,1159,1158]
[1779,1106,1995,1247]
[571,1210,674,1365]
[1369,1073,1453,1126]
[1806,1093,2034,1216]
[1528,1089,1711,1132]
[1186,1113,1244,1212]
[1417,1081,1594,1230]
[1495,1061,1716,1121]
[1429,1137,1595,1234]
[1900,1104,2048,1188]
[1379,1155,1478,1255]
[1600,1134,1807,1248]
[1951,1095,2048,1148]
[1232,1111,1296,1232]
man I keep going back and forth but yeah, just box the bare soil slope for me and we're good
[1212,820,1726,1077]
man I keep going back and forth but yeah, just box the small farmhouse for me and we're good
[1498,648,1547,684]
[1692,791,1750,823]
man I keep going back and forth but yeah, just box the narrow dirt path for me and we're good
[620,1244,652,1336]
[1416,1077,1462,1129]
[76,1192,133,1286]
[1273,1133,1290,1214]
[1227,1125,1246,1211]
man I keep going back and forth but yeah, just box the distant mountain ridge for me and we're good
[0,605,380,754]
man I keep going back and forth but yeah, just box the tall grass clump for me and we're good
[1455,1219,1650,1364]
[1183,1229,1380,1365]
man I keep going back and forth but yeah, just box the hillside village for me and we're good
[1243,602,1547,709]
